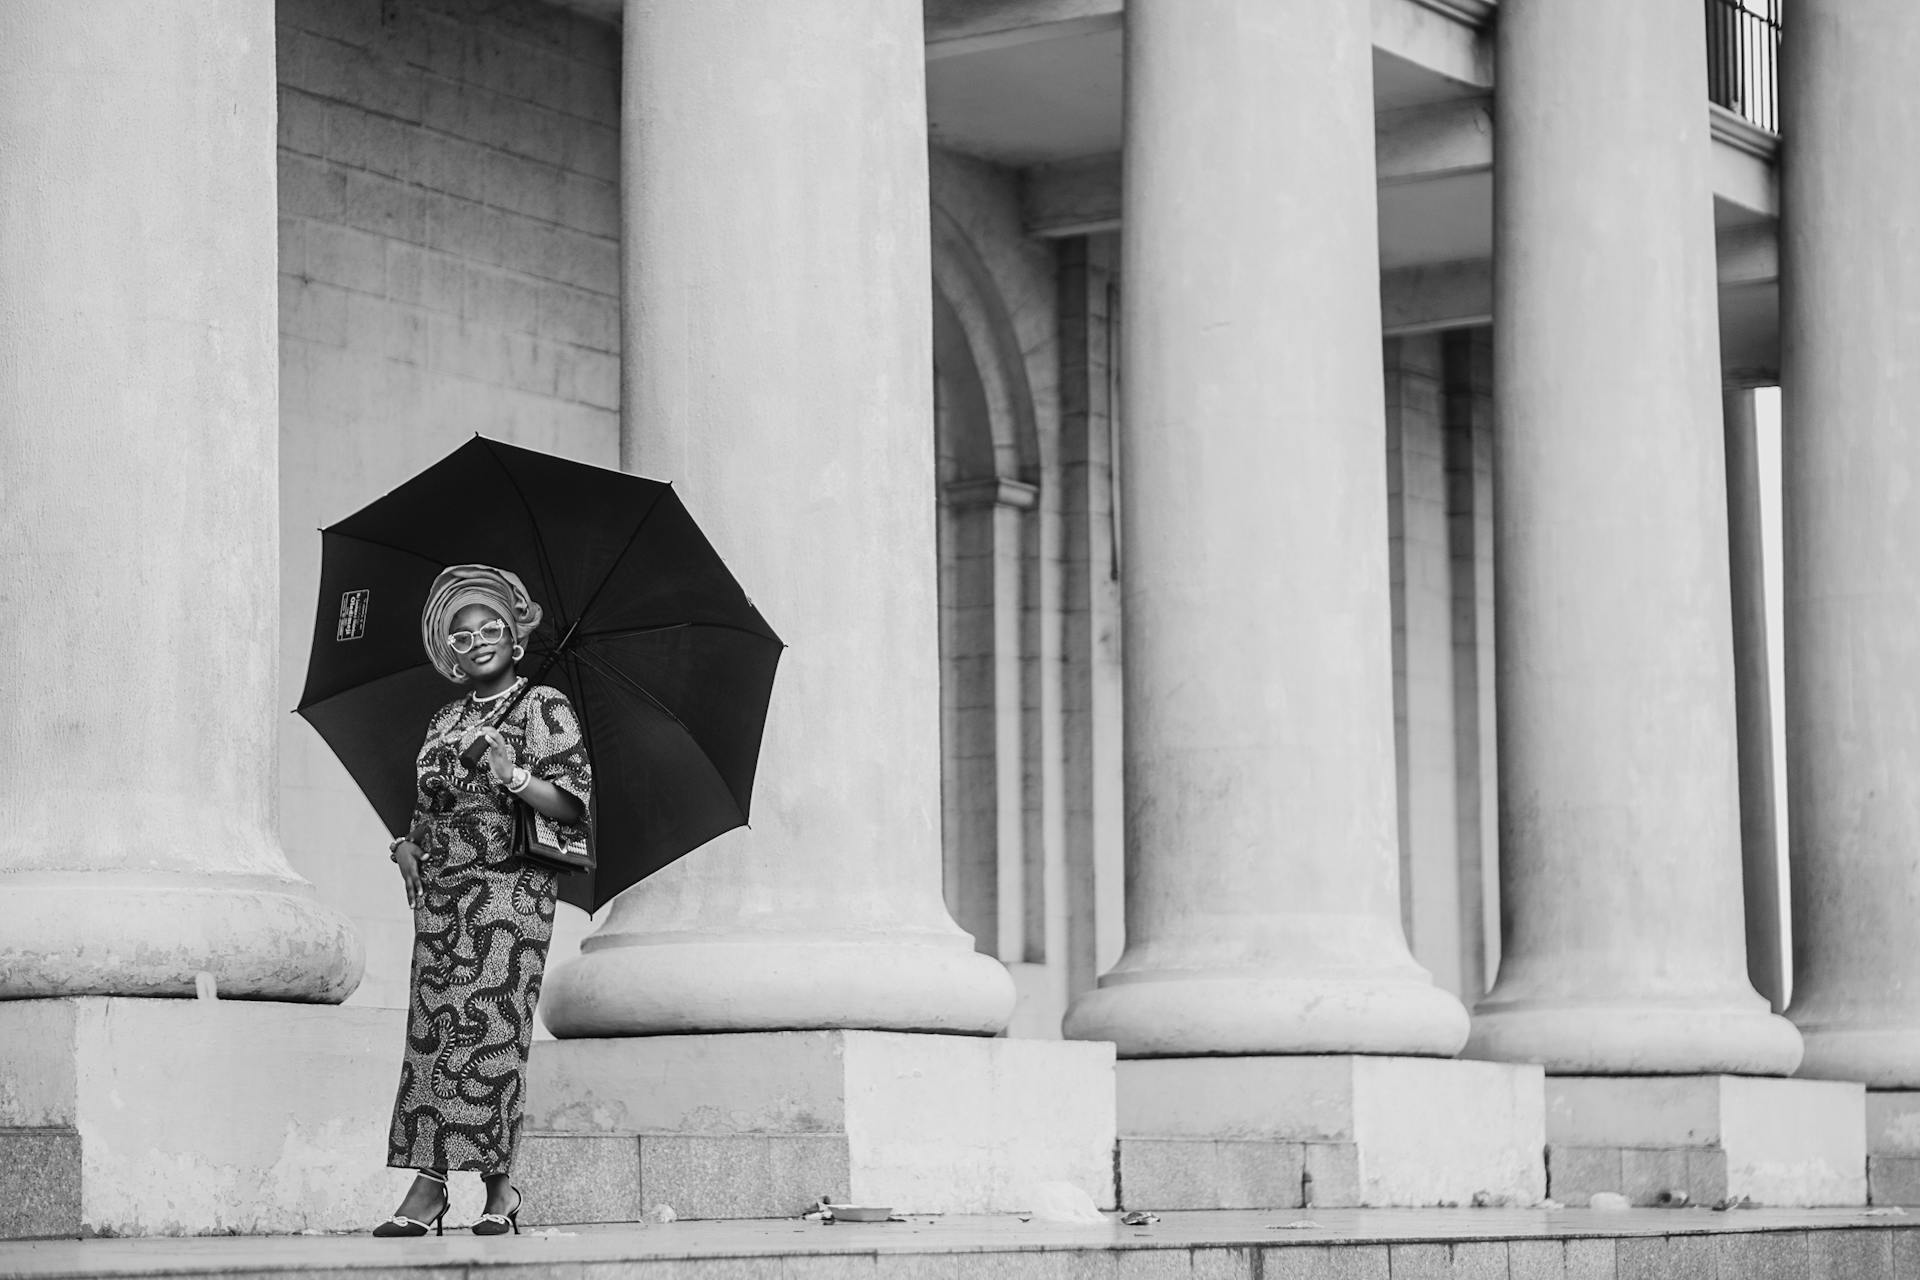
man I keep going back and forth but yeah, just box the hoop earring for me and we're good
[512,643,525,662]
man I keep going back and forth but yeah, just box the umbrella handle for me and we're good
[456,663,555,764]
[456,623,579,765]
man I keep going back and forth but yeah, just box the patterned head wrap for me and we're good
[420,564,544,683]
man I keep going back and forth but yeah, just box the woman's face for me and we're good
[448,603,513,683]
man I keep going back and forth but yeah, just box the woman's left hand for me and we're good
[476,727,517,786]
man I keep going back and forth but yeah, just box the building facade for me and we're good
[5,0,1920,1238]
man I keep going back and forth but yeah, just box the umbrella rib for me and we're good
[320,528,452,572]
[481,437,570,627]
[295,656,440,714]
[570,646,748,824]
[557,649,604,914]
[573,620,781,645]
[565,484,672,633]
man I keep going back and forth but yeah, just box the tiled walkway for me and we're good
[2,1207,1914,1279]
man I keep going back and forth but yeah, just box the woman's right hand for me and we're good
[394,841,425,909]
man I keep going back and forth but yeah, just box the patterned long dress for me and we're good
[387,681,592,1175]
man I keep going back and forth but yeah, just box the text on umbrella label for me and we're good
[337,589,370,641]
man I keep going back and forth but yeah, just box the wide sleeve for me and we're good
[523,686,592,835]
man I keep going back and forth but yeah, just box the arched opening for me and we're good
[930,210,1041,965]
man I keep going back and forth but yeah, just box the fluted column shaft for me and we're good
[1061,0,1468,1057]
[1781,0,1920,1086]
[540,0,1014,1036]
[1465,0,1799,1074]
[0,0,361,1000]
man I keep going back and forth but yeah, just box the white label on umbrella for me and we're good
[337,589,370,641]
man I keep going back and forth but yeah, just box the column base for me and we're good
[0,998,402,1238]
[1865,1092,1920,1205]
[1793,1022,1920,1088]
[1064,972,1470,1058]
[1113,1056,1545,1209]
[523,1030,1114,1219]
[1544,1076,1865,1208]
[0,872,363,1002]
[539,935,1015,1038]
[1467,999,1804,1075]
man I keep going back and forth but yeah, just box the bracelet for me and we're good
[505,766,531,793]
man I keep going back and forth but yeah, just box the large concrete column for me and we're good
[539,0,1014,1035]
[1780,0,1920,1086]
[0,0,360,1001]
[1060,0,1469,1057]
[1466,0,1799,1074]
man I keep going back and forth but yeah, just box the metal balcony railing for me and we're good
[1707,0,1782,133]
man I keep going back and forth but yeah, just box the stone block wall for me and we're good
[1384,328,1499,1003]
[1443,327,1500,1002]
[930,150,1119,1040]
[273,0,621,1010]
[1385,333,1462,994]
[1055,232,1126,1016]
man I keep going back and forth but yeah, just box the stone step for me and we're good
[524,1031,1117,1219]
[0,1127,80,1240]
[1872,1156,1920,1208]
[1548,1144,1730,1208]
[517,1132,847,1225]
[1117,1138,1361,1210]
[0,1209,1912,1279]
[1545,1076,1868,1208]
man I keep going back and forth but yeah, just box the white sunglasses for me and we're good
[447,619,509,653]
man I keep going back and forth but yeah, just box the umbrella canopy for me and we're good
[296,436,782,912]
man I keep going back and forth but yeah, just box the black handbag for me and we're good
[512,796,593,876]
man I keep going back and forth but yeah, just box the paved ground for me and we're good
[2,1207,1915,1279]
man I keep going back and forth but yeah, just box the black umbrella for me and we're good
[295,436,782,913]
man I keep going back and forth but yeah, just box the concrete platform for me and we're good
[1867,1092,1920,1206]
[1547,1076,1867,1207]
[1115,1056,1547,1208]
[525,1030,1116,1218]
[1,1207,1916,1279]
[0,998,404,1239]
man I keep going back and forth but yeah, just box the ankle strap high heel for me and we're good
[471,1185,522,1237]
[372,1169,449,1238]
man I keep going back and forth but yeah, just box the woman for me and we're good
[373,564,592,1238]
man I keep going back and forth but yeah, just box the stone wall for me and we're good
[1444,327,1500,1001]
[1386,334,1461,993]
[1055,234,1127,1009]
[274,0,620,1010]
[1385,329,1499,1002]
[930,148,1115,1039]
